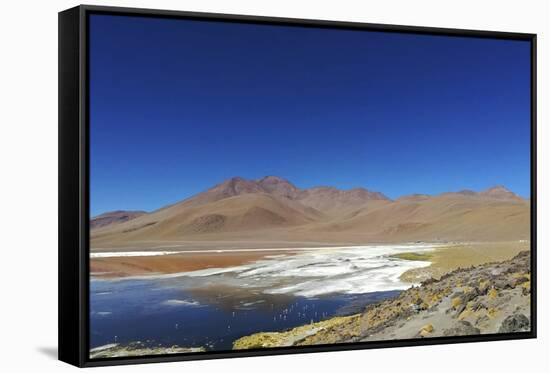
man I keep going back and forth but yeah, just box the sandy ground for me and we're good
[90,250,296,277]
[400,241,529,282]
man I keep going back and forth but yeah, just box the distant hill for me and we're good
[313,188,528,242]
[90,177,529,249]
[90,210,147,230]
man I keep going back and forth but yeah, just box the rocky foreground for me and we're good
[234,251,531,349]
[90,342,204,359]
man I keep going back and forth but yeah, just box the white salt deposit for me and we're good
[179,244,439,297]
[90,251,180,258]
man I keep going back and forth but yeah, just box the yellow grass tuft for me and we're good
[419,324,434,337]
[451,297,462,308]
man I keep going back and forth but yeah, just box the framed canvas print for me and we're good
[58,5,537,367]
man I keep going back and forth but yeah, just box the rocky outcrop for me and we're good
[233,251,531,349]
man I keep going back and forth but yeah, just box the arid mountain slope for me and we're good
[91,176,385,245]
[91,192,321,246]
[297,186,390,215]
[91,177,529,249]
[315,191,529,241]
[90,210,147,230]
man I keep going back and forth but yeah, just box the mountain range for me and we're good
[90,176,529,249]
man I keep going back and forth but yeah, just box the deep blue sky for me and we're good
[89,14,531,216]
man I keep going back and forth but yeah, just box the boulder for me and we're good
[443,321,480,336]
[498,314,530,333]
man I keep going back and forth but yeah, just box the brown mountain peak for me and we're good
[258,175,291,184]
[483,185,511,193]
[257,176,300,199]
[216,176,263,194]
[190,177,264,205]
[479,185,521,200]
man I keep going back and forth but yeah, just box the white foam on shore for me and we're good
[90,343,118,353]
[179,244,439,297]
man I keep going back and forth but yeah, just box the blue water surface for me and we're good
[90,276,399,351]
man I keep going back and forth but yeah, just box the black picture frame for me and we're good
[59,4,537,368]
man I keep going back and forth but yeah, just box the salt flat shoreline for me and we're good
[90,243,442,279]
[91,246,356,258]
[91,243,446,259]
[90,241,528,280]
